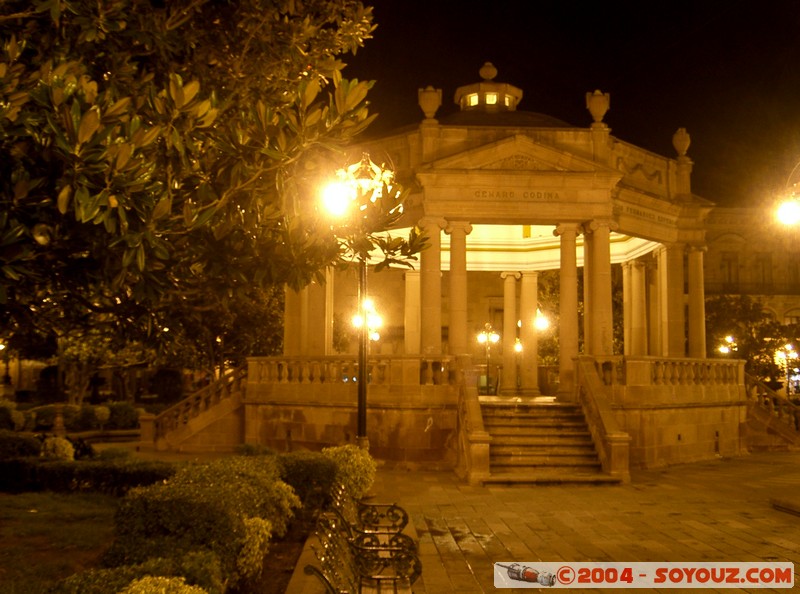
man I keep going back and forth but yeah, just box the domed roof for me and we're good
[448,62,575,128]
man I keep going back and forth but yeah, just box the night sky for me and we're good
[344,0,800,208]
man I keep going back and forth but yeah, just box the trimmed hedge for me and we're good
[105,456,300,588]
[51,552,223,594]
[276,450,337,508]
[0,458,177,495]
[0,430,40,459]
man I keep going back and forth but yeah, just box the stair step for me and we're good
[480,401,610,480]
[492,445,596,456]
[483,418,587,431]
[490,455,601,467]
[482,472,622,486]
[492,432,594,446]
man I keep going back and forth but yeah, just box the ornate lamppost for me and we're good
[321,154,400,450]
[477,323,500,394]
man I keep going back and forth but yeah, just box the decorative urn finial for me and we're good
[672,128,691,156]
[586,89,610,123]
[418,86,442,120]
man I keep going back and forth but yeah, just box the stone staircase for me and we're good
[480,398,622,485]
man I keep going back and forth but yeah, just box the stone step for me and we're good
[490,454,601,467]
[489,434,594,446]
[492,444,596,456]
[482,472,622,486]
[481,404,582,413]
[483,421,589,431]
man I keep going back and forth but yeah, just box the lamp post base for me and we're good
[356,435,370,451]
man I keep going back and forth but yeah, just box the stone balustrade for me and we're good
[140,366,247,447]
[245,355,458,409]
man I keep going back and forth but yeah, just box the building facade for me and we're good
[239,64,754,476]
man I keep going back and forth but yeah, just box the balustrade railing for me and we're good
[150,366,247,441]
[247,355,456,387]
[650,359,741,385]
[455,364,491,485]
[575,357,630,481]
[745,373,800,435]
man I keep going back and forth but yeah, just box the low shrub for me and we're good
[235,443,276,457]
[322,443,377,499]
[0,457,177,495]
[106,401,139,429]
[276,450,337,508]
[0,430,41,460]
[96,446,131,461]
[167,456,300,537]
[41,436,75,461]
[67,405,99,432]
[106,456,300,587]
[119,576,209,594]
[52,552,223,594]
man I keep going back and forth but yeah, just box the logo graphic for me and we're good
[497,563,557,587]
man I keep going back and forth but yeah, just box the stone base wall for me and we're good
[165,406,245,453]
[613,403,747,468]
[243,402,458,467]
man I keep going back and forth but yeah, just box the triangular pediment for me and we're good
[424,134,612,175]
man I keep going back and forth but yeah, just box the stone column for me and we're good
[446,221,473,357]
[283,285,303,356]
[647,258,661,356]
[658,243,686,357]
[519,271,540,394]
[404,270,421,355]
[588,220,614,356]
[306,279,328,355]
[630,260,648,356]
[501,271,520,393]
[555,224,581,399]
[420,217,446,355]
[582,228,594,353]
[687,245,707,358]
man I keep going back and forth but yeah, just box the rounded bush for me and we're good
[119,576,208,594]
[40,436,75,461]
[322,444,376,499]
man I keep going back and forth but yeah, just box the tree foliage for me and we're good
[705,294,792,381]
[0,0,420,383]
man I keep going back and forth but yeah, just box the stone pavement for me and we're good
[288,451,800,593]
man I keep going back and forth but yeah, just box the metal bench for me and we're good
[329,481,410,537]
[304,512,421,593]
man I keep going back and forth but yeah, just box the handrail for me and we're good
[575,356,630,482]
[454,358,491,485]
[141,366,247,445]
[744,373,800,438]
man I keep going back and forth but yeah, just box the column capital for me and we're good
[445,220,473,236]
[553,222,582,238]
[500,271,521,280]
[686,244,708,254]
[586,218,619,233]
[520,270,540,279]
[418,216,447,231]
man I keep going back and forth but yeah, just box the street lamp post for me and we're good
[477,323,500,394]
[321,153,398,450]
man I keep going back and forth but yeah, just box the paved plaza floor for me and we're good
[289,451,800,593]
